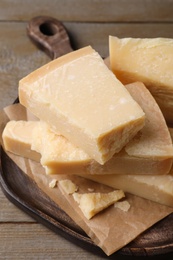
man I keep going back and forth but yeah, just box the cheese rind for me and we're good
[109,36,173,123]
[19,46,145,164]
[2,120,41,162]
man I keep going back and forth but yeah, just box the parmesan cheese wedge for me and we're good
[3,82,173,175]
[19,46,145,164]
[33,82,173,175]
[109,36,173,123]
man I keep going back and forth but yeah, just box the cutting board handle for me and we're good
[27,16,73,59]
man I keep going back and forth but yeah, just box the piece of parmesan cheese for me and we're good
[4,82,172,176]
[114,201,131,212]
[109,36,173,123]
[49,179,57,188]
[59,179,78,195]
[73,190,125,219]
[19,46,145,164]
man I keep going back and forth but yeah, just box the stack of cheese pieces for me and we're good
[2,41,173,217]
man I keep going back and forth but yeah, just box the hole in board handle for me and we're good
[39,22,59,36]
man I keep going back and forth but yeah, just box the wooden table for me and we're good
[1,1,173,259]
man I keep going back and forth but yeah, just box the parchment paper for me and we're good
[1,103,173,256]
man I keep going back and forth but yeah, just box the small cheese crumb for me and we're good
[114,200,131,212]
[73,192,82,204]
[88,188,95,192]
[49,179,57,188]
[59,179,78,195]
[73,190,125,220]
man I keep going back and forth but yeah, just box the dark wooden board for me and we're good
[1,145,173,258]
[0,16,173,258]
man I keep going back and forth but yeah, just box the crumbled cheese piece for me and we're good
[114,200,131,212]
[88,188,95,192]
[73,190,125,220]
[49,179,57,188]
[73,193,81,204]
[59,179,78,195]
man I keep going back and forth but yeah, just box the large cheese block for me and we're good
[31,117,173,175]
[81,173,173,208]
[33,82,172,175]
[2,120,173,208]
[19,46,145,164]
[3,82,173,175]
[109,36,173,123]
[2,119,167,175]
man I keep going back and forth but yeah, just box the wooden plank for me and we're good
[1,222,173,259]
[1,21,173,110]
[0,189,34,222]
[0,22,50,110]
[65,22,173,57]
[0,0,173,22]
[0,223,101,260]
[1,14,173,260]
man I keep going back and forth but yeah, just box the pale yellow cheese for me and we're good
[59,179,78,194]
[72,189,125,219]
[31,121,92,174]
[169,127,173,140]
[3,82,173,175]
[2,119,173,207]
[31,117,173,175]
[81,173,173,208]
[28,82,173,175]
[109,36,173,123]
[2,120,41,162]
[49,179,57,188]
[124,83,173,159]
[114,201,131,212]
[19,46,145,164]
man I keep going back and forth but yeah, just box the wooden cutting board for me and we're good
[0,16,173,257]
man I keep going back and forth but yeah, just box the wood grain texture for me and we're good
[1,20,173,104]
[1,148,173,258]
[1,1,173,259]
[0,223,98,260]
[64,22,173,57]
[27,16,73,59]
[0,188,33,222]
[0,22,50,110]
[0,0,173,22]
